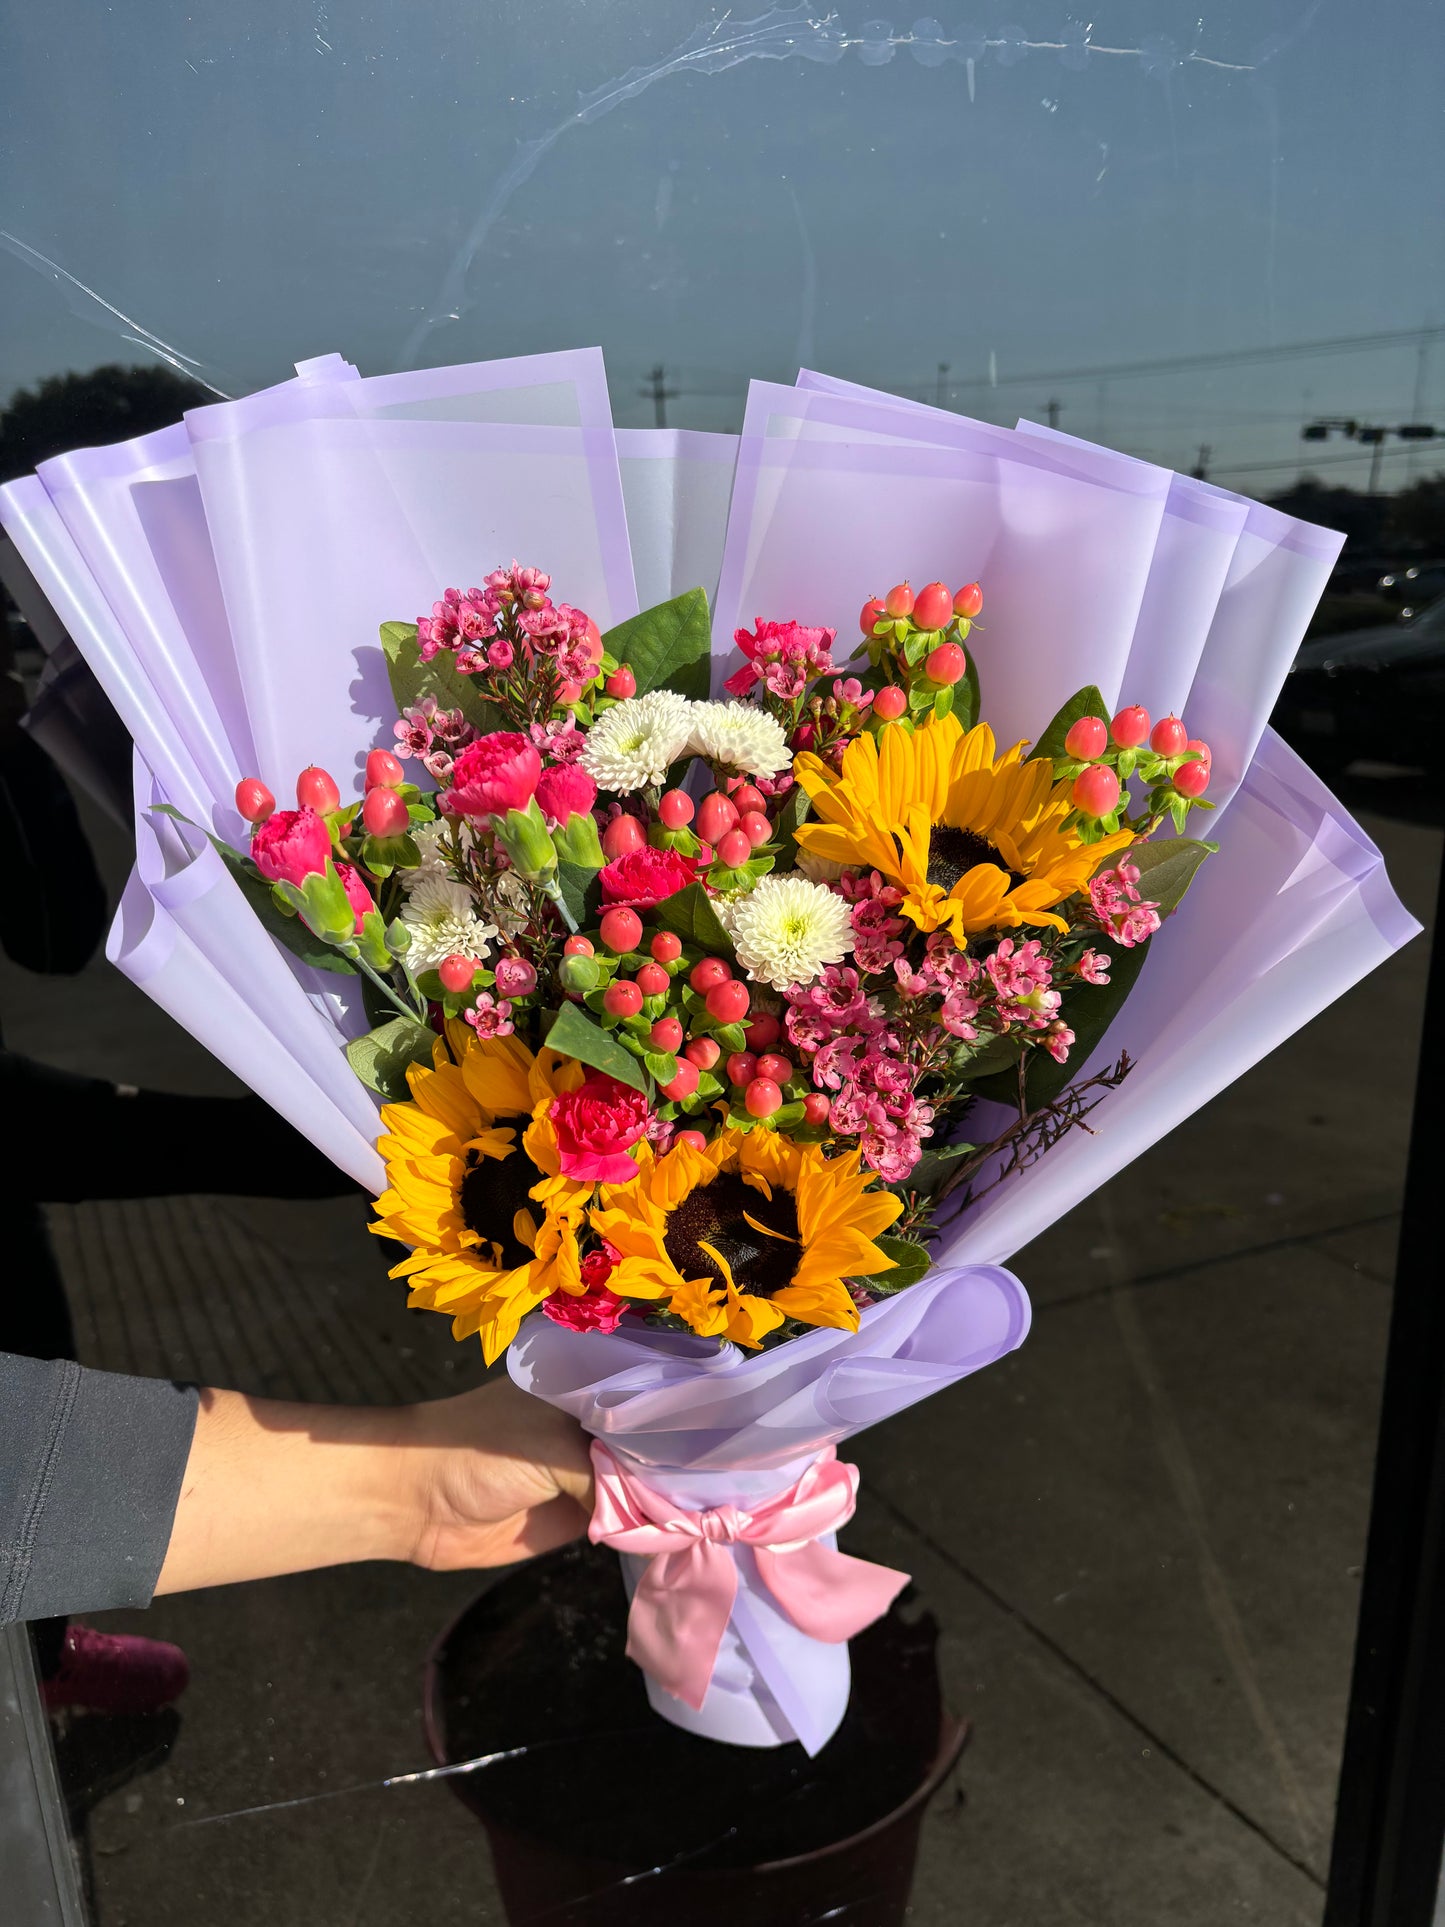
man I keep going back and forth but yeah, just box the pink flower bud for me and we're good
[493,955,537,998]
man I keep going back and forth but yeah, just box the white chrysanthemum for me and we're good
[724,874,854,991]
[581,690,696,792]
[402,818,474,891]
[688,700,791,779]
[400,877,497,973]
[795,846,848,884]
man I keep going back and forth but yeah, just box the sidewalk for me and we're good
[6,788,1436,1926]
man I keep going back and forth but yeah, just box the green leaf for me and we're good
[932,685,954,722]
[654,880,732,952]
[1028,685,1109,764]
[771,783,813,863]
[954,645,981,731]
[1122,838,1213,918]
[644,1050,680,1085]
[951,1030,1024,1082]
[356,911,393,973]
[904,1141,978,1196]
[150,804,357,976]
[378,619,507,736]
[857,1235,932,1295]
[359,831,419,878]
[543,1001,650,1094]
[555,860,605,932]
[973,934,1153,1110]
[601,587,712,701]
[344,1016,438,1102]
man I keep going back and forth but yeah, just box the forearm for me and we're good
[155,1389,424,1595]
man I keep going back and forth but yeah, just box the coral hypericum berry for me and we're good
[883,582,915,619]
[716,828,751,869]
[650,1016,684,1052]
[296,765,341,813]
[859,596,887,635]
[802,1093,831,1126]
[912,581,954,630]
[438,955,478,994]
[650,930,683,964]
[727,1051,757,1085]
[661,1058,700,1101]
[706,979,750,1025]
[690,957,732,993]
[953,582,983,619]
[235,777,275,824]
[1063,716,1109,760]
[924,642,966,686]
[636,962,670,997]
[696,792,739,844]
[1072,764,1122,817]
[658,789,694,829]
[744,1077,783,1118]
[603,981,644,1019]
[605,665,637,699]
[599,906,644,954]
[563,935,594,958]
[601,813,647,860]
[1150,715,1188,757]
[1174,756,1211,797]
[873,686,908,721]
[685,1036,721,1070]
[1111,705,1150,748]
[365,747,404,790]
[362,786,409,837]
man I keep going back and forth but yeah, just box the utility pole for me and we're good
[1302,417,1440,495]
[639,364,679,430]
[935,362,950,408]
[1044,397,1062,430]
[1190,444,1211,481]
[1408,322,1433,480]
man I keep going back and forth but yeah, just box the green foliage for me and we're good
[555,861,605,931]
[150,804,356,976]
[344,1016,437,1101]
[1028,685,1109,764]
[903,1141,978,1196]
[544,1001,650,1094]
[601,588,712,701]
[378,620,507,735]
[953,647,982,731]
[359,830,420,878]
[1123,837,1214,918]
[654,880,733,952]
[858,1235,933,1295]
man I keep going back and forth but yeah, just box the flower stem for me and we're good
[356,955,423,1023]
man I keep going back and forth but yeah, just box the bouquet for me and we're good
[0,348,1417,1753]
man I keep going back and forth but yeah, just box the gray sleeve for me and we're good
[1,1354,199,1625]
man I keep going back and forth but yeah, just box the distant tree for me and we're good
[0,364,210,484]
[1383,473,1445,554]
[1263,476,1390,549]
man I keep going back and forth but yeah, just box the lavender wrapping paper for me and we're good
[510,1263,1031,1749]
[0,349,1420,1750]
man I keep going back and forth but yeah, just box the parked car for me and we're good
[1273,594,1445,778]
[1375,561,1445,618]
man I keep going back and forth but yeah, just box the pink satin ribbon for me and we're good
[588,1442,909,1712]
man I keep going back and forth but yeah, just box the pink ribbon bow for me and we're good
[588,1441,909,1712]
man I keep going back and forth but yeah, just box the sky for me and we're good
[2,0,1443,491]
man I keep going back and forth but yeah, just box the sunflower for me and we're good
[369,1029,594,1364]
[589,1127,902,1349]
[792,713,1134,946]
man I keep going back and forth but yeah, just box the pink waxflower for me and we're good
[940,987,983,1039]
[541,1279,629,1334]
[493,955,538,998]
[1087,862,1161,948]
[549,1075,650,1184]
[726,617,837,698]
[445,733,543,818]
[535,763,597,827]
[430,707,475,751]
[599,846,698,908]
[529,716,586,763]
[250,807,333,888]
[831,677,873,709]
[487,638,516,672]
[984,938,1060,1029]
[464,993,514,1038]
[1074,948,1111,985]
[1040,1021,1076,1064]
[417,586,501,661]
[393,699,437,760]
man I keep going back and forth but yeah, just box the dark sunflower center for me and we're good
[926,825,1026,894]
[459,1146,545,1269]
[663,1172,801,1300]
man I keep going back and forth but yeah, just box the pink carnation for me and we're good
[535,763,597,826]
[599,846,698,908]
[250,807,333,888]
[541,1279,629,1334]
[549,1074,650,1183]
[445,733,543,818]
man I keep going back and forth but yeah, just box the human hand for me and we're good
[403,1377,595,1571]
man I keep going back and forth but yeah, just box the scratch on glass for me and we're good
[0,230,231,398]
[398,5,1259,368]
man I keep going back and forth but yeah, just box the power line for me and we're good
[911,324,1445,395]
[1210,444,1439,480]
